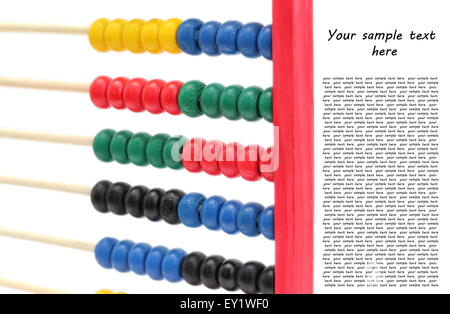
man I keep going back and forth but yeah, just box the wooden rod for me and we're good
[0,77,90,93]
[0,129,93,146]
[0,227,96,252]
[0,176,91,195]
[0,23,89,35]
[0,278,74,294]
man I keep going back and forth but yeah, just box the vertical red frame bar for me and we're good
[273,0,314,294]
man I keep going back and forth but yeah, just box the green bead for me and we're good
[146,133,170,168]
[93,129,116,162]
[178,80,205,118]
[110,130,133,164]
[200,83,224,118]
[162,136,188,170]
[127,132,152,166]
[219,85,244,121]
[238,86,263,121]
[259,88,273,123]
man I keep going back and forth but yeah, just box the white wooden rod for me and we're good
[0,278,73,294]
[0,23,89,35]
[0,77,90,93]
[0,176,91,195]
[0,227,96,252]
[0,129,93,146]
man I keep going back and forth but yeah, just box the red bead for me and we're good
[123,78,147,112]
[237,145,262,182]
[142,79,166,114]
[218,142,242,178]
[182,138,206,173]
[259,147,275,182]
[201,141,225,176]
[106,77,129,110]
[161,81,183,115]
[90,76,112,109]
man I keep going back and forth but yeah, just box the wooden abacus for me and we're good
[0,0,314,294]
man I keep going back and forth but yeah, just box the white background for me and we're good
[0,0,448,295]
[315,0,449,293]
[0,0,274,294]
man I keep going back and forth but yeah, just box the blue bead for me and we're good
[258,25,272,60]
[95,237,118,269]
[216,21,243,55]
[145,246,168,281]
[237,22,263,58]
[111,240,134,273]
[128,243,152,275]
[259,206,274,240]
[178,193,206,228]
[162,249,187,283]
[237,203,264,237]
[177,18,203,55]
[219,200,243,234]
[201,196,226,230]
[198,21,221,56]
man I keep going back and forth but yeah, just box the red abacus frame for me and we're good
[273,0,314,294]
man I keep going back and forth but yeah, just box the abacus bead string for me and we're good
[0,19,273,59]
[0,77,273,123]
[0,129,93,146]
[0,227,96,252]
[88,18,272,59]
[0,176,91,195]
[0,129,274,182]
[95,237,275,294]
[0,278,125,294]
[0,228,275,294]
[0,278,74,294]
[0,23,89,35]
[0,77,90,93]
[0,176,275,240]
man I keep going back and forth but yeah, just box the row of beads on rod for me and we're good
[89,18,272,59]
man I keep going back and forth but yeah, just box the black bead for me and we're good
[218,259,242,291]
[124,185,149,218]
[181,252,207,286]
[237,261,265,294]
[257,266,275,294]
[91,180,112,213]
[160,189,185,225]
[143,188,165,222]
[200,255,225,289]
[105,182,131,216]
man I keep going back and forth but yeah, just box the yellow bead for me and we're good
[141,19,164,54]
[159,18,183,54]
[89,18,110,52]
[123,19,145,53]
[105,19,127,52]
[96,290,128,295]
